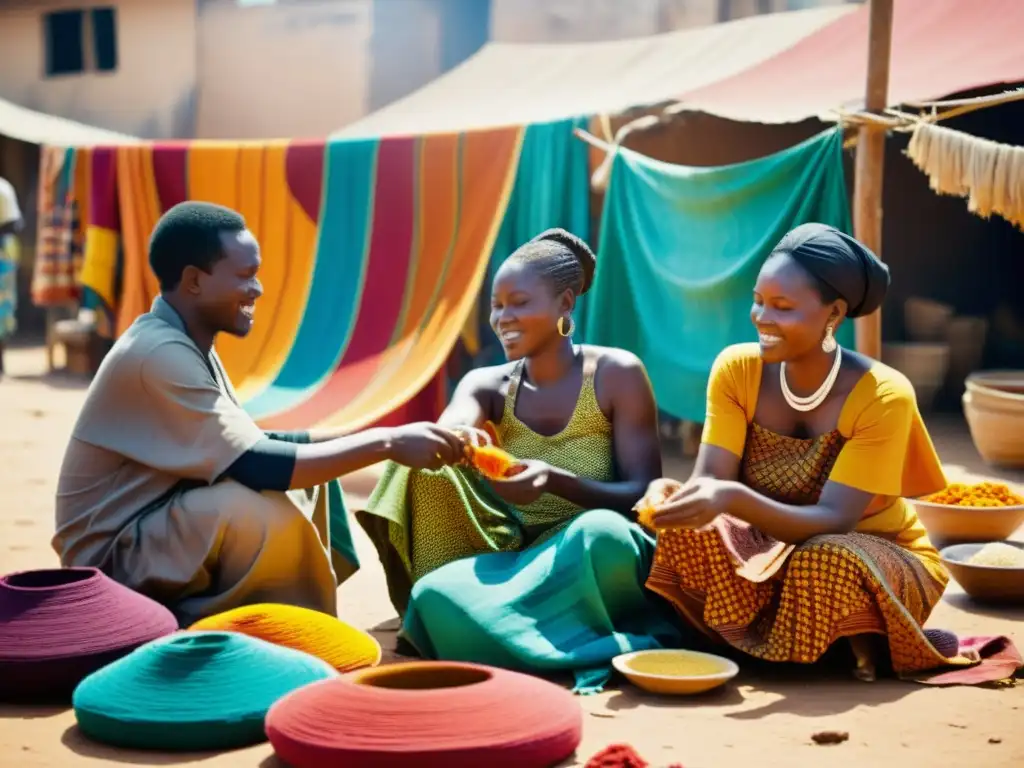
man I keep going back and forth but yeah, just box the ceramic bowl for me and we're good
[939,542,1024,605]
[612,649,738,696]
[909,498,1024,549]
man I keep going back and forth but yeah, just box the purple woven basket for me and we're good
[0,567,178,702]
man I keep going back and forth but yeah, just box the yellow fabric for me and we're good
[189,603,381,672]
[183,142,318,395]
[79,226,119,309]
[314,128,522,430]
[701,342,947,579]
[234,145,319,400]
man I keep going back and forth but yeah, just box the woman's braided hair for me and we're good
[506,228,596,298]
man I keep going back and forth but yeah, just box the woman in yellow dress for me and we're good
[641,223,985,681]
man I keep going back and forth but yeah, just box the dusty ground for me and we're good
[1,344,1022,768]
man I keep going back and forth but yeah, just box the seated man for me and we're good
[53,201,462,626]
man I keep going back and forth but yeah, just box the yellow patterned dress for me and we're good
[359,352,683,691]
[646,343,978,677]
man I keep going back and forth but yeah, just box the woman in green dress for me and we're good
[358,229,682,692]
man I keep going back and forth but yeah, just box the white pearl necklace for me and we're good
[780,347,842,412]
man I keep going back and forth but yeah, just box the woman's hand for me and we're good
[451,423,500,462]
[636,478,684,512]
[488,459,551,506]
[649,477,738,530]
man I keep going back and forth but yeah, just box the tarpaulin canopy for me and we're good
[0,96,137,146]
[673,0,1024,124]
[334,6,856,138]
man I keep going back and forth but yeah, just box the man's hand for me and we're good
[385,423,464,470]
[488,459,551,506]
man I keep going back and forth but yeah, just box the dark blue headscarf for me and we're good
[770,223,890,318]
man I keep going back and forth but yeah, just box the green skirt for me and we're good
[357,462,534,615]
[402,509,684,693]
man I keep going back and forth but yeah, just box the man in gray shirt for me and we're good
[54,201,463,626]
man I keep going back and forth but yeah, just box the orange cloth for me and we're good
[113,146,162,337]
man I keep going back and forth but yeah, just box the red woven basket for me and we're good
[265,661,583,767]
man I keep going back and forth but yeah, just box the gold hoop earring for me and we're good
[557,316,574,337]
[821,324,837,353]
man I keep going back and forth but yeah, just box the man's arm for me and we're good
[223,424,465,492]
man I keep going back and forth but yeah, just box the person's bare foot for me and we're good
[850,635,877,682]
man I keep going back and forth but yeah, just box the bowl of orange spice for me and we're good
[909,482,1024,548]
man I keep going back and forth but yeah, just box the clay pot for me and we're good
[910,497,1024,549]
[904,297,954,342]
[962,390,1024,469]
[944,317,989,397]
[940,542,1024,605]
[882,342,951,412]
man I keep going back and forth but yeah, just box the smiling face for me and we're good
[489,259,569,360]
[751,252,843,363]
[190,229,263,338]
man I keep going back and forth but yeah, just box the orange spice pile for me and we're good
[922,482,1024,507]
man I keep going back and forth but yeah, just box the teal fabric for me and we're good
[401,510,684,695]
[471,117,592,368]
[580,127,853,423]
[245,138,377,419]
[72,631,337,751]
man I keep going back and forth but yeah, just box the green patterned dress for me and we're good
[357,352,682,692]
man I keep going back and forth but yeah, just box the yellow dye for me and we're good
[625,653,727,677]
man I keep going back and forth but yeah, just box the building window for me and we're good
[44,7,118,77]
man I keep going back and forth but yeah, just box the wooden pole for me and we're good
[853,0,894,360]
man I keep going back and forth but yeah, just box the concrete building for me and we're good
[0,0,859,139]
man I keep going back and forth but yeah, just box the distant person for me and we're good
[0,175,23,378]
[53,201,465,626]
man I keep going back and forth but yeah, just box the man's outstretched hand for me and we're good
[385,423,464,470]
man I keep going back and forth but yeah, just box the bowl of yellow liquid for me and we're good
[612,649,739,695]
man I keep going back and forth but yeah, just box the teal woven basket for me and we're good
[72,631,337,751]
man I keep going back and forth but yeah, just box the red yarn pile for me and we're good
[266,661,582,767]
[584,743,684,768]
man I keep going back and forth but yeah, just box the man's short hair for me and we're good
[149,201,246,291]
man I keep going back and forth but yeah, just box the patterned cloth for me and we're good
[31,147,86,308]
[646,420,968,676]
[359,350,616,611]
[0,176,22,340]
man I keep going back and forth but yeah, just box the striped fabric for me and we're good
[72,129,523,431]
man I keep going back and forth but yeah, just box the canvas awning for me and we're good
[334,6,855,138]
[0,95,138,146]
[672,0,1024,124]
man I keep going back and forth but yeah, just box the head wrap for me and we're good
[770,223,890,318]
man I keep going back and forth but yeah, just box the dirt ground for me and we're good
[1,344,1022,768]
